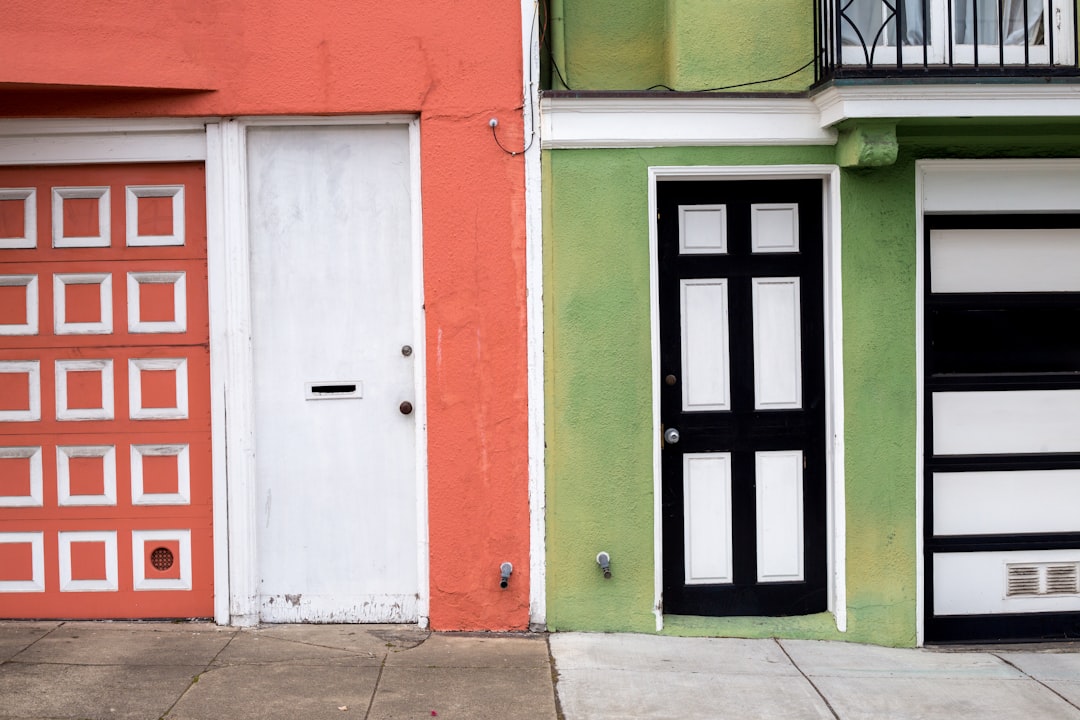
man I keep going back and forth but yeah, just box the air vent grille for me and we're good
[1006,562,1079,597]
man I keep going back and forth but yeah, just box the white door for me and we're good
[247,124,420,623]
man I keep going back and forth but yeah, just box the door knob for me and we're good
[664,428,680,444]
[399,401,413,415]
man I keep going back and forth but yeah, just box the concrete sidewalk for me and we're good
[0,622,556,720]
[3,623,1080,720]
[552,632,1080,719]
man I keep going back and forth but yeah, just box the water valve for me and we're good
[596,551,612,579]
[499,562,513,589]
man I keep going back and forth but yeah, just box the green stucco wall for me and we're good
[551,0,813,91]
[543,129,1080,646]
[542,146,918,646]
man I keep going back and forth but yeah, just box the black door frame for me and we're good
[648,166,842,627]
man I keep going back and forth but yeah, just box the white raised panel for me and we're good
[58,531,118,592]
[52,187,110,248]
[681,279,731,412]
[0,361,40,422]
[752,277,802,410]
[55,359,114,421]
[53,273,112,335]
[934,469,1080,536]
[0,446,43,507]
[125,185,185,247]
[931,228,1080,293]
[0,532,45,592]
[679,205,727,254]
[128,357,188,420]
[755,450,804,583]
[0,188,36,249]
[0,274,37,335]
[751,203,799,253]
[684,452,733,585]
[933,389,1080,455]
[127,272,187,333]
[934,550,1080,616]
[131,444,191,506]
[56,445,117,507]
[132,529,192,591]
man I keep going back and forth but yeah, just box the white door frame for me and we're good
[0,116,429,627]
[214,115,428,627]
[914,158,1080,645]
[647,164,846,632]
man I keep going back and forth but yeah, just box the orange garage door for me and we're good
[0,163,212,618]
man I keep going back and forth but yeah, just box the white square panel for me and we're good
[132,529,192,590]
[0,274,38,336]
[128,357,188,420]
[127,271,187,333]
[751,203,800,253]
[53,273,113,335]
[126,185,185,247]
[131,444,191,505]
[58,531,118,592]
[55,359,114,421]
[0,188,37,249]
[0,532,45,592]
[0,446,43,507]
[678,205,727,254]
[56,445,117,507]
[52,187,110,248]
[0,361,40,422]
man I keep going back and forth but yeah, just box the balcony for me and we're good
[816,0,1080,81]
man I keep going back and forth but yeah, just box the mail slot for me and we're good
[305,381,363,400]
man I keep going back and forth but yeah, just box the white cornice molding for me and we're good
[814,83,1080,127]
[540,96,837,149]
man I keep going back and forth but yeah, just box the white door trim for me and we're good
[221,115,429,627]
[521,0,546,629]
[914,158,1080,646]
[647,164,845,632]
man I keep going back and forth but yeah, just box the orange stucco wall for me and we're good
[0,0,531,630]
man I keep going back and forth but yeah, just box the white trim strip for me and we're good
[815,84,1080,127]
[542,97,836,149]
[0,119,208,165]
[523,0,546,630]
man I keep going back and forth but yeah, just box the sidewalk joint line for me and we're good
[775,639,841,720]
[993,652,1080,713]
[363,655,387,720]
[4,621,65,666]
[158,629,240,720]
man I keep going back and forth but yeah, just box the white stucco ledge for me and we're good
[814,82,1080,127]
[540,94,837,149]
[540,83,1080,149]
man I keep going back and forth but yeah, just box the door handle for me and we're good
[664,427,680,445]
[399,401,413,415]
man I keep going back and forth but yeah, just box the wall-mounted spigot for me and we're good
[499,562,513,589]
[596,551,612,579]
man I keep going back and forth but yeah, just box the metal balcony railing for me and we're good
[815,0,1080,80]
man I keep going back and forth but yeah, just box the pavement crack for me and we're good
[993,652,1080,713]
[158,629,239,720]
[775,639,841,720]
[363,654,387,720]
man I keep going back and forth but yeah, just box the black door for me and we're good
[658,179,827,617]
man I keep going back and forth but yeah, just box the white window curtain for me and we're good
[954,0,1044,45]
[841,0,928,47]
[841,0,1044,47]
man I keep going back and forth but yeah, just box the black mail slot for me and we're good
[311,384,356,394]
